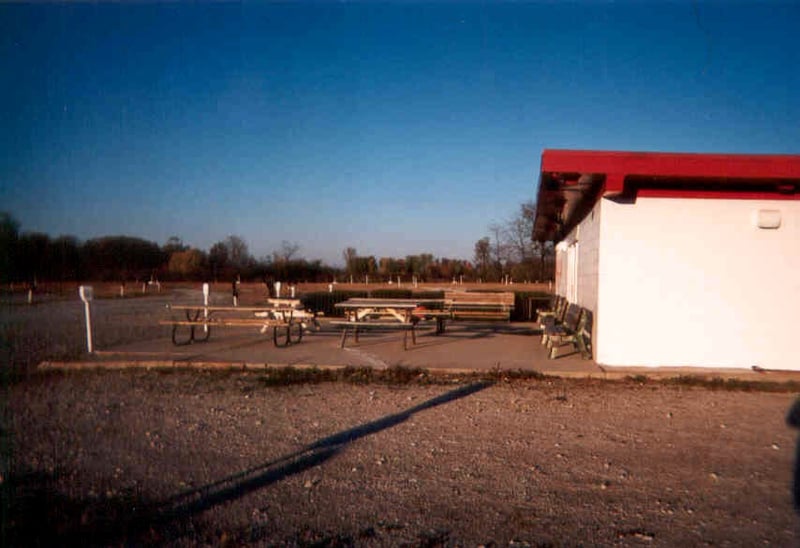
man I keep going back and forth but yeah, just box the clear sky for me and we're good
[2,2,798,266]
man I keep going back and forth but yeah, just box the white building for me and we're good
[533,150,800,370]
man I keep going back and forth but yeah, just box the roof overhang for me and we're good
[533,149,800,242]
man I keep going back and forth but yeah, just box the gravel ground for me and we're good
[3,290,800,546]
[4,370,800,546]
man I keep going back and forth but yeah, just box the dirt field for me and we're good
[2,286,800,546]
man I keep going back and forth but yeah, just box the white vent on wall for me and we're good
[754,209,781,229]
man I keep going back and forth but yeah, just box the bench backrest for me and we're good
[578,308,593,337]
[563,304,581,330]
[576,307,593,358]
[555,296,568,321]
[443,291,515,309]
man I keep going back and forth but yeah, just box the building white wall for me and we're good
[596,196,800,370]
[553,200,601,313]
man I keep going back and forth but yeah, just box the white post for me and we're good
[141,282,146,294]
[459,275,463,285]
[27,288,33,304]
[350,275,353,284]
[202,283,210,333]
[119,284,125,298]
[290,285,296,298]
[328,283,333,293]
[397,275,401,287]
[79,285,94,353]
[275,281,281,297]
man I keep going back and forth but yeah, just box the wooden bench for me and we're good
[444,291,514,320]
[411,291,514,334]
[545,306,593,360]
[542,303,580,348]
[536,295,565,326]
[538,296,569,343]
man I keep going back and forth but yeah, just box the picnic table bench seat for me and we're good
[329,319,419,350]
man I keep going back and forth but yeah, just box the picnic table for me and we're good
[330,293,515,349]
[160,298,317,348]
[332,298,441,350]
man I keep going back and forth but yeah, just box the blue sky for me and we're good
[1,2,798,266]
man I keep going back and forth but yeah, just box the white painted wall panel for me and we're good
[555,242,568,297]
[576,201,601,314]
[553,200,601,312]
[596,197,800,370]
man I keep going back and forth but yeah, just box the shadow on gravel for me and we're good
[3,381,492,546]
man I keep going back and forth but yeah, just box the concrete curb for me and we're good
[35,359,800,384]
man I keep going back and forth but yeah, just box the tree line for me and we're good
[332,201,554,283]
[0,214,338,284]
[1,201,554,285]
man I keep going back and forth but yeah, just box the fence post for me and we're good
[79,285,94,353]
[203,283,210,333]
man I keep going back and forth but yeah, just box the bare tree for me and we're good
[273,240,301,263]
[342,246,357,275]
[208,241,229,281]
[504,201,536,264]
[224,235,250,270]
[473,237,491,279]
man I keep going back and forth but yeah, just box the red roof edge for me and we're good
[541,149,800,183]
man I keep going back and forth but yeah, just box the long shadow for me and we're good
[173,330,280,362]
[407,324,539,351]
[77,380,493,544]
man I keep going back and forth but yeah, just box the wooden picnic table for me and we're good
[332,298,444,349]
[160,299,316,348]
